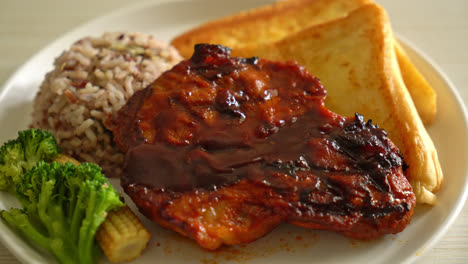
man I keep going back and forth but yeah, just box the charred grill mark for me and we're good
[114,44,416,248]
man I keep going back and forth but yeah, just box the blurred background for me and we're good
[1,0,467,263]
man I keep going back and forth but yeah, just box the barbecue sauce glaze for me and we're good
[114,44,410,216]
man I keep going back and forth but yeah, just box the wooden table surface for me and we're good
[1,0,467,263]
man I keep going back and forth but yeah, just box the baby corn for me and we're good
[52,153,81,166]
[53,154,151,262]
[97,206,151,262]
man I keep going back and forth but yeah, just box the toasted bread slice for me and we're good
[231,4,442,204]
[172,0,371,57]
[171,0,436,125]
[395,40,437,124]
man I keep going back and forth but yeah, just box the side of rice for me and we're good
[31,32,182,177]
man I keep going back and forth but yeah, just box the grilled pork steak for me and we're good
[111,44,415,250]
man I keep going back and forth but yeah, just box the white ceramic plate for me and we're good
[1,0,467,263]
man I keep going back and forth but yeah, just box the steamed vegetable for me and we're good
[54,154,151,263]
[2,161,124,264]
[96,205,151,262]
[0,129,60,190]
[0,129,128,264]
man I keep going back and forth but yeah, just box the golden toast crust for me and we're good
[395,40,437,124]
[231,4,442,204]
[172,0,371,58]
[171,0,436,125]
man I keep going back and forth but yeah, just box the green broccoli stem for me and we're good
[0,130,130,264]
[70,186,87,244]
[0,131,124,264]
[1,209,50,250]
[78,186,99,264]
[49,238,75,264]
[1,209,75,264]
[36,179,76,263]
[36,180,56,234]
[78,181,123,264]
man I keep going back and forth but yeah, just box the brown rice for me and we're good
[31,32,183,177]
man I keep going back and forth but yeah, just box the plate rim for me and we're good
[394,34,468,263]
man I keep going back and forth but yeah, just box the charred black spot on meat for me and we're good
[189,44,258,80]
[111,44,416,249]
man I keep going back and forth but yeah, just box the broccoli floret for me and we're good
[2,161,124,264]
[0,129,61,190]
[0,129,124,263]
[0,141,25,189]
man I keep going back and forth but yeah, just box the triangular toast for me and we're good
[230,4,442,204]
[172,0,370,57]
[171,0,436,125]
[394,40,437,125]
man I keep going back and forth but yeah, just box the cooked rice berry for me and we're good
[31,32,182,177]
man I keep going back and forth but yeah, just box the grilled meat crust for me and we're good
[111,44,415,250]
